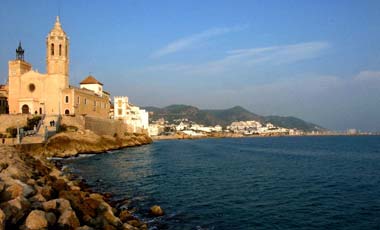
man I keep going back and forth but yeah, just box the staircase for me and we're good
[20,115,61,144]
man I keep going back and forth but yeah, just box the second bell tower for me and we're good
[46,16,69,76]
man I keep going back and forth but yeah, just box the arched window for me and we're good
[51,43,54,56]
[65,95,69,103]
[65,109,70,115]
[59,44,62,56]
[65,44,68,57]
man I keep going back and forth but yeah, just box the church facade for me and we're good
[7,17,110,118]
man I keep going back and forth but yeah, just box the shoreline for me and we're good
[0,129,154,229]
[0,145,150,229]
[152,132,378,141]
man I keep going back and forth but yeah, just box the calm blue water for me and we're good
[64,136,380,229]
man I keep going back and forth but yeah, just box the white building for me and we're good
[113,96,149,134]
[80,75,103,97]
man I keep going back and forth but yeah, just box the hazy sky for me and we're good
[0,0,379,131]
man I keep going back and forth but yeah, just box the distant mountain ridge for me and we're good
[144,104,325,132]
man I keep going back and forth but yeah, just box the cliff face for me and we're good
[43,131,153,158]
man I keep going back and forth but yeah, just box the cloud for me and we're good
[354,70,380,81]
[225,41,330,65]
[151,25,248,58]
[145,41,330,76]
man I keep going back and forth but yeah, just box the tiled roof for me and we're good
[80,75,103,85]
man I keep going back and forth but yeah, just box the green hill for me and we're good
[144,104,325,132]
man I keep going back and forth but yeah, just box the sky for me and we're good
[0,0,380,131]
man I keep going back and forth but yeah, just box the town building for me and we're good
[6,16,110,118]
[0,85,8,114]
[113,96,149,134]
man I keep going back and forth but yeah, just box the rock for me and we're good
[33,159,51,176]
[42,198,71,214]
[149,205,164,216]
[89,193,104,201]
[70,185,81,191]
[53,178,68,192]
[0,208,5,230]
[127,219,142,227]
[0,196,31,224]
[25,210,48,230]
[40,186,53,200]
[57,210,80,229]
[75,226,95,230]
[103,224,117,230]
[103,208,122,227]
[121,223,138,230]
[0,179,34,201]
[84,197,100,210]
[42,199,57,212]
[45,212,56,226]
[57,198,72,213]
[26,179,36,186]
[30,193,46,203]
[49,168,62,179]
[0,182,5,193]
[119,210,135,222]
[0,182,23,201]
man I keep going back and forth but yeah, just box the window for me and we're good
[65,44,68,57]
[51,43,54,56]
[77,96,80,104]
[84,98,87,105]
[65,96,69,103]
[59,44,62,56]
[118,109,122,115]
[28,83,35,92]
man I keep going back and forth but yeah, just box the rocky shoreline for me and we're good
[21,131,153,158]
[0,130,155,230]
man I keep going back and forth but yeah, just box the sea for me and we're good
[62,136,380,230]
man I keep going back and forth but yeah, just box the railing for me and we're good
[55,114,62,132]
[35,114,46,134]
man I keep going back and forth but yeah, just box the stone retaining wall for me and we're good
[0,114,30,133]
[84,116,132,136]
[60,115,85,130]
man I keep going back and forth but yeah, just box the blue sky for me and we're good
[0,0,380,131]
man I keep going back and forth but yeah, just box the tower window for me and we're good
[59,44,62,56]
[51,43,54,55]
[65,44,68,57]
[65,95,69,103]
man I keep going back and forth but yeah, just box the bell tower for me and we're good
[46,16,69,76]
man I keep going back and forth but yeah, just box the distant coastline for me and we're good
[152,132,379,141]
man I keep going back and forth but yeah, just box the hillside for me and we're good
[144,104,325,132]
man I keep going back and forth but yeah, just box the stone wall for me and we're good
[84,116,132,136]
[0,114,30,133]
[61,115,85,130]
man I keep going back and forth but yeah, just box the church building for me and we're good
[7,16,110,118]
